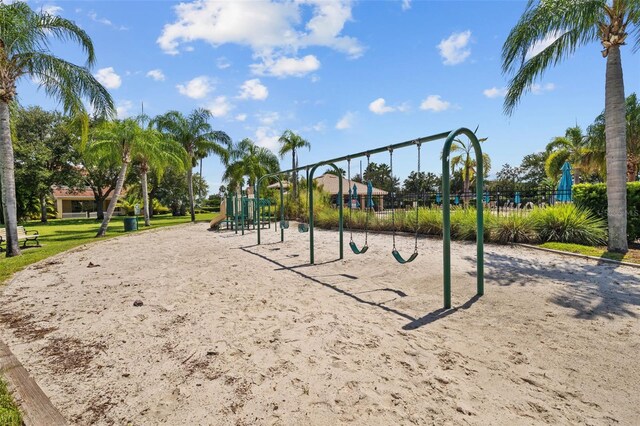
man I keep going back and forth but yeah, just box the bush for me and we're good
[573,182,640,242]
[530,204,607,245]
[490,214,538,244]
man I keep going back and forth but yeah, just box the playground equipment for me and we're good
[254,128,484,309]
[214,190,275,234]
[346,157,371,255]
[388,143,420,264]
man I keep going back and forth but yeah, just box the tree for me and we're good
[0,2,114,256]
[502,0,640,252]
[448,130,491,205]
[223,138,280,192]
[134,116,187,226]
[589,92,640,181]
[518,152,548,185]
[545,126,593,183]
[403,171,440,193]
[153,109,230,222]
[90,118,162,237]
[495,163,521,187]
[324,167,346,177]
[13,107,81,222]
[278,130,311,198]
[363,162,399,193]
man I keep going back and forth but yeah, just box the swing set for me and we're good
[255,128,484,309]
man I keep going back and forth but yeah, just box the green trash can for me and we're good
[124,217,138,232]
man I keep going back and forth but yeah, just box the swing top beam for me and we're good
[275,130,451,175]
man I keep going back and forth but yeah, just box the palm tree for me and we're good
[90,118,161,237]
[223,138,280,192]
[545,126,591,183]
[449,133,491,206]
[502,0,639,252]
[278,130,311,198]
[0,2,114,256]
[135,116,188,226]
[153,109,230,222]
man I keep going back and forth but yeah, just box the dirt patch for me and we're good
[0,311,57,341]
[40,337,107,374]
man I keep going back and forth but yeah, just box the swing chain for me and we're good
[364,153,371,245]
[414,142,421,253]
[347,157,353,243]
[389,147,396,250]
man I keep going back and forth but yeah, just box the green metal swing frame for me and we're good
[254,128,484,309]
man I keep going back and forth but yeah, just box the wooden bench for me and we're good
[0,226,40,251]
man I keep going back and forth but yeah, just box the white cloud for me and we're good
[42,5,63,15]
[94,67,121,89]
[157,0,363,75]
[420,95,451,112]
[116,100,133,119]
[525,32,561,60]
[437,30,471,65]
[369,98,395,115]
[217,57,231,69]
[176,76,213,99]
[88,11,128,30]
[146,69,166,81]
[251,54,320,78]
[531,82,556,94]
[304,121,326,132]
[256,112,279,125]
[483,87,507,98]
[238,79,268,100]
[255,127,280,151]
[235,113,247,122]
[401,0,411,11]
[206,96,233,117]
[336,111,355,130]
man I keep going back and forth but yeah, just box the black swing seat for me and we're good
[298,223,309,233]
[280,220,290,229]
[349,241,369,254]
[392,249,418,264]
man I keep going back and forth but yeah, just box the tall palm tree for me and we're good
[223,138,280,192]
[90,118,161,237]
[545,126,591,183]
[278,130,310,198]
[153,109,230,222]
[449,133,491,206]
[502,0,639,252]
[135,115,188,226]
[0,2,114,256]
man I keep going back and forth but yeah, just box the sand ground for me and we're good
[0,222,639,425]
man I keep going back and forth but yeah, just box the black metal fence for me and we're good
[330,186,573,218]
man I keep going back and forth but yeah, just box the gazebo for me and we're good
[313,174,387,210]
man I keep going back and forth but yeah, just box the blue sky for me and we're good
[18,0,640,193]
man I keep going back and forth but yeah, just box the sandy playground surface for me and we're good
[0,222,639,425]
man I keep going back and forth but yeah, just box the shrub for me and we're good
[573,182,640,242]
[491,214,537,244]
[530,204,607,245]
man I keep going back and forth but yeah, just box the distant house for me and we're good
[52,187,124,219]
[314,174,387,210]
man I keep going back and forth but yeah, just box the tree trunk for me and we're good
[291,148,297,200]
[604,45,628,252]
[148,187,156,217]
[141,169,150,226]
[463,161,471,207]
[0,101,21,256]
[199,158,203,204]
[96,162,129,237]
[96,196,105,220]
[187,164,195,222]
[40,194,48,223]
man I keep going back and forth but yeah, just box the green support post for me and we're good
[256,175,285,245]
[441,128,484,309]
[308,162,343,264]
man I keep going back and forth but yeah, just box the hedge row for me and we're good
[573,182,640,242]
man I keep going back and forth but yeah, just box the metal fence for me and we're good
[329,186,573,218]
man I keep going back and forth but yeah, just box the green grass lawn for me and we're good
[539,242,640,264]
[0,213,214,285]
